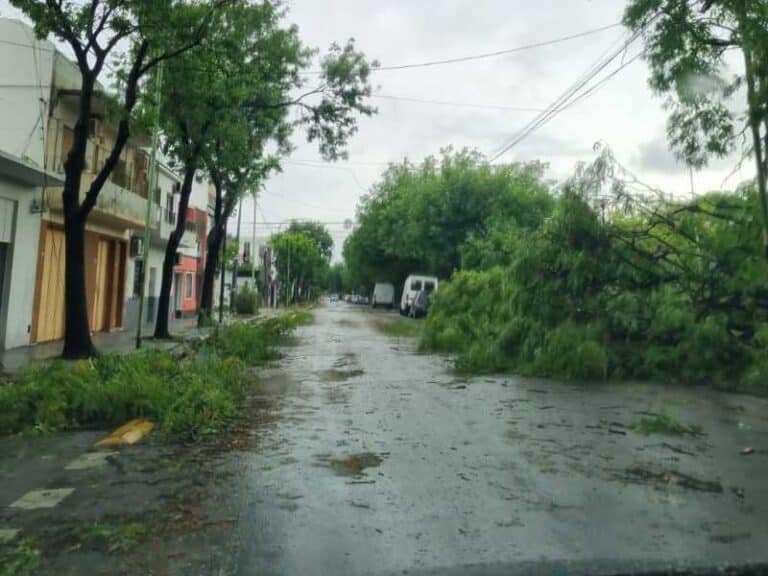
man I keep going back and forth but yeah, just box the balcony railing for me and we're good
[47,173,148,228]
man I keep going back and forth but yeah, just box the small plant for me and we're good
[0,538,40,576]
[77,521,148,553]
[234,284,259,316]
[634,412,701,436]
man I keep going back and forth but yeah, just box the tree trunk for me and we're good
[741,27,768,262]
[155,160,197,339]
[198,177,223,323]
[199,178,239,324]
[62,214,95,358]
[199,225,222,320]
[61,75,95,359]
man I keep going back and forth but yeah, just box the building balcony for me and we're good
[47,171,155,230]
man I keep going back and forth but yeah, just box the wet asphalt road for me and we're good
[226,303,768,576]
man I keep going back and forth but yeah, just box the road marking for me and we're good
[10,488,74,510]
[65,451,117,470]
[0,528,19,543]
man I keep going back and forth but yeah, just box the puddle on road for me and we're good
[325,452,383,477]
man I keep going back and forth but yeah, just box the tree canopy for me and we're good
[624,0,768,257]
[343,149,553,290]
[271,223,333,303]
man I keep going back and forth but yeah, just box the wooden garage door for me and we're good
[35,227,66,342]
[90,239,110,332]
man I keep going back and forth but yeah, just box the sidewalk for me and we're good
[0,317,204,374]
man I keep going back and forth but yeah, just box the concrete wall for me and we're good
[0,19,55,168]
[0,178,42,349]
[124,245,170,333]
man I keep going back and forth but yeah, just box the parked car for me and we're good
[371,283,395,309]
[400,275,438,316]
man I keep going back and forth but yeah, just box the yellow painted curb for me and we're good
[95,419,154,448]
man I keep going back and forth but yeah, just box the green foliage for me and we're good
[234,284,259,316]
[623,0,766,168]
[0,538,40,576]
[634,412,700,436]
[202,311,311,366]
[271,228,331,304]
[527,323,608,381]
[287,222,334,261]
[343,149,553,291]
[326,262,347,293]
[375,319,422,339]
[415,150,768,391]
[625,0,768,260]
[77,521,149,553]
[0,316,308,436]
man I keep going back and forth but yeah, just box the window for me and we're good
[424,281,436,293]
[166,193,176,224]
[185,273,193,299]
[411,280,422,291]
[132,259,144,298]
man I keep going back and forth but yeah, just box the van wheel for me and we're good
[399,306,409,317]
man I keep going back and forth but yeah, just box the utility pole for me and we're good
[230,197,243,312]
[219,228,227,324]
[286,243,291,305]
[252,191,257,285]
[135,64,163,349]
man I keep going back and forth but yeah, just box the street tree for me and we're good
[152,0,306,335]
[624,0,768,258]
[343,150,552,290]
[11,0,223,358]
[271,229,330,303]
[286,221,334,260]
[195,37,376,322]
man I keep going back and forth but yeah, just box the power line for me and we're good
[284,160,370,192]
[305,22,620,74]
[260,187,355,215]
[489,30,644,162]
[371,94,546,112]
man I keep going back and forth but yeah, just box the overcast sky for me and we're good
[1,0,754,259]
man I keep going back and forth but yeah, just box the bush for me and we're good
[202,311,310,366]
[527,323,608,381]
[234,284,259,315]
[0,314,310,436]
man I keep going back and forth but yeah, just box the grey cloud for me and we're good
[635,136,685,174]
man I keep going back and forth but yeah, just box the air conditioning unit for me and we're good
[29,197,44,214]
[129,236,143,258]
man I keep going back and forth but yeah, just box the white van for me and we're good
[400,275,438,316]
[371,282,395,308]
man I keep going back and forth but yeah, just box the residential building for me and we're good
[0,150,64,350]
[123,152,178,331]
[1,18,148,346]
[0,18,219,349]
